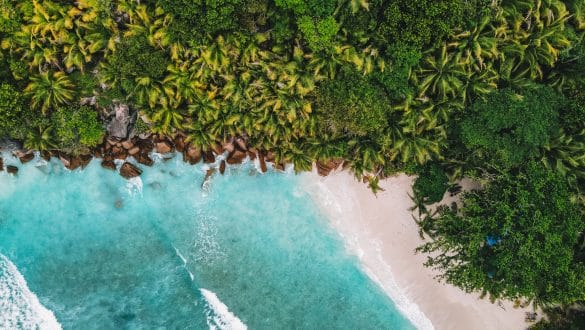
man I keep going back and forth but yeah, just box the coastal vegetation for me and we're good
[0,0,584,325]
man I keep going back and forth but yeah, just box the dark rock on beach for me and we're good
[41,150,52,162]
[227,150,246,165]
[184,146,202,165]
[0,157,3,171]
[6,165,18,175]
[155,140,173,154]
[120,162,142,179]
[80,154,93,168]
[203,151,215,164]
[17,152,35,164]
[258,153,267,173]
[174,135,186,152]
[219,160,226,174]
[101,160,116,171]
[136,153,154,166]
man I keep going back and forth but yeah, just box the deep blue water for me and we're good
[0,152,413,329]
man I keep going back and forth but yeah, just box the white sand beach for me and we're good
[302,170,533,330]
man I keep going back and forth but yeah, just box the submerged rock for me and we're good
[101,160,116,171]
[6,165,18,175]
[119,162,142,179]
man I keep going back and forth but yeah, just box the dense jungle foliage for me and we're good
[0,0,584,324]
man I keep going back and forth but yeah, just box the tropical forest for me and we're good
[0,0,584,328]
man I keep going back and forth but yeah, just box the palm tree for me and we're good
[25,71,76,113]
[413,44,467,101]
[541,129,585,184]
[25,125,57,151]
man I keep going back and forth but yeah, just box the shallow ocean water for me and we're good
[0,152,413,329]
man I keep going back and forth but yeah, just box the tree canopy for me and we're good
[418,162,585,306]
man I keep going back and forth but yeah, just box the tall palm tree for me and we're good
[25,71,76,113]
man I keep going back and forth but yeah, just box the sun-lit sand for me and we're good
[303,169,534,330]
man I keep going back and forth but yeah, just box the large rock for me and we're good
[101,160,116,171]
[0,157,3,171]
[155,140,173,154]
[119,162,142,179]
[107,103,132,139]
[226,150,247,165]
[212,144,224,155]
[6,165,18,175]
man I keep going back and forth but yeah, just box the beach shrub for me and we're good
[413,163,449,205]
[417,162,585,306]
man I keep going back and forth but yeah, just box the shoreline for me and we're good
[302,169,533,330]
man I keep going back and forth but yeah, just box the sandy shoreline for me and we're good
[302,169,532,330]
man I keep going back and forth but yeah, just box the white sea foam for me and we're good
[305,178,434,330]
[125,176,143,196]
[0,254,62,330]
[200,288,247,330]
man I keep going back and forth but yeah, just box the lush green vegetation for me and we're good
[0,0,584,322]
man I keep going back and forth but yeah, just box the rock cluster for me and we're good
[6,133,339,181]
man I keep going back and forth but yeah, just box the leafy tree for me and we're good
[315,67,390,137]
[417,162,585,306]
[51,105,104,150]
[0,82,32,139]
[100,35,169,99]
[297,15,339,52]
[459,87,563,168]
[413,163,449,205]
[377,0,464,50]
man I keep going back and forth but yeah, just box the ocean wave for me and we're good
[0,254,62,330]
[200,288,247,330]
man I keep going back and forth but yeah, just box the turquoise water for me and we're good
[0,152,413,329]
